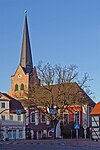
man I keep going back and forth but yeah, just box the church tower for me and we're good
[9,12,40,99]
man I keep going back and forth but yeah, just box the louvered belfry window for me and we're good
[15,84,18,91]
[20,83,24,90]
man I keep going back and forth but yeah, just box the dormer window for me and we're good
[20,83,24,90]
[15,84,18,91]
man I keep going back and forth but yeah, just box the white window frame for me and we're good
[8,130,12,138]
[19,130,23,138]
[17,114,21,121]
[1,102,5,108]
[13,130,16,138]
[31,112,35,123]
[1,115,5,121]
[74,111,80,124]
[10,115,13,121]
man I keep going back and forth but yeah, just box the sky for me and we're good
[0,0,100,103]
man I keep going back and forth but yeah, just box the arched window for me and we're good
[15,84,18,91]
[20,83,24,90]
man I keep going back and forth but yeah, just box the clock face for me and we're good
[18,74,22,78]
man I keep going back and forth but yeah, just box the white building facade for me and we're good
[0,92,26,140]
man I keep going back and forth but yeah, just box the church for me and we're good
[8,12,40,99]
[8,12,95,139]
[8,12,52,139]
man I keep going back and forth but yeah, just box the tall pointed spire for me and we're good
[20,11,33,73]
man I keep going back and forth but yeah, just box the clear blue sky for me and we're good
[0,0,100,103]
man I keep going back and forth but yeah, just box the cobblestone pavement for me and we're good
[0,139,100,150]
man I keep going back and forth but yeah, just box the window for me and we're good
[13,130,16,138]
[31,113,35,123]
[20,83,24,90]
[92,116,99,127]
[63,113,68,124]
[17,115,21,121]
[41,113,45,123]
[10,115,13,121]
[1,115,5,121]
[74,111,80,124]
[19,130,23,138]
[15,84,18,91]
[1,102,5,108]
[8,130,12,138]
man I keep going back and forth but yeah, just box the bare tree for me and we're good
[19,60,94,140]
[24,61,93,138]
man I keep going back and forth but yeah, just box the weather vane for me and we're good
[24,10,27,15]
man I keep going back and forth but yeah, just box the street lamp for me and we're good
[49,105,58,139]
[90,126,92,142]
[75,111,79,145]
[0,109,9,141]
[0,109,23,141]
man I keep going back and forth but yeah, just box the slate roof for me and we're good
[20,12,33,73]
[90,102,100,115]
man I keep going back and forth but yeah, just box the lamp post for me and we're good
[0,109,9,140]
[0,120,2,140]
[49,105,57,139]
[75,111,79,145]
[90,126,92,142]
[0,109,23,140]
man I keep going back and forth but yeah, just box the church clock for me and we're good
[18,74,22,78]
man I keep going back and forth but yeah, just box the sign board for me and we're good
[83,125,87,129]
[51,128,54,132]
[84,129,87,134]
[74,124,80,129]
[50,109,57,115]
[16,109,21,115]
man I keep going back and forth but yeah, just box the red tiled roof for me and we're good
[17,82,95,108]
[90,102,100,115]
[34,82,95,107]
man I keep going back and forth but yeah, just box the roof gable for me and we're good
[0,92,26,114]
[90,102,100,115]
[0,92,11,101]
[11,65,26,77]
